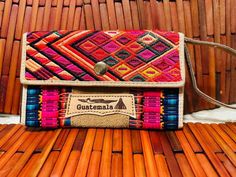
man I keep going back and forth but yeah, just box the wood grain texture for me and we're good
[111,153,123,177]
[0,124,234,176]
[6,132,45,177]
[155,154,171,177]
[204,124,236,166]
[18,153,41,177]
[87,151,101,177]
[189,123,231,177]
[196,153,218,177]
[217,153,236,176]
[160,132,182,177]
[175,153,195,177]
[99,129,113,177]
[0,152,22,177]
[123,129,134,177]
[93,129,105,151]
[62,151,81,177]
[2,4,18,75]
[25,129,61,177]
[175,130,206,177]
[38,151,60,177]
[112,129,122,153]
[140,130,159,177]
[133,154,146,177]
[51,129,79,177]
[0,75,8,112]
[74,129,96,177]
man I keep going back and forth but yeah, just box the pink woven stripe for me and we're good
[41,88,59,128]
[142,90,161,129]
[143,91,161,97]
[143,106,160,112]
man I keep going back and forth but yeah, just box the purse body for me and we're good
[20,30,185,129]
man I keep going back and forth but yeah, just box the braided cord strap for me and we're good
[184,37,236,109]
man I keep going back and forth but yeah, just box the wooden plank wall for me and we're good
[0,0,235,115]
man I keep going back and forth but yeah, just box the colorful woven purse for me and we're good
[20,30,236,129]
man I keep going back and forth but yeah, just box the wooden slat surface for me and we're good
[0,123,235,176]
[0,0,235,115]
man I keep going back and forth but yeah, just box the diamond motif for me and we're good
[115,49,131,60]
[26,30,182,83]
[127,31,145,37]
[104,31,120,37]
[130,74,146,81]
[138,33,157,45]
[151,41,171,54]
[142,67,160,78]
[115,64,132,76]
[90,33,110,45]
[127,42,143,53]
[138,49,156,62]
[168,67,181,79]
[116,35,132,45]
[91,49,109,61]
[167,50,179,62]
[153,74,174,82]
[126,57,144,68]
[102,41,121,53]
[156,31,179,44]
[103,56,119,67]
[154,61,169,70]
[76,40,98,53]
[152,58,175,71]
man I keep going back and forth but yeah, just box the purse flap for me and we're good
[20,30,185,87]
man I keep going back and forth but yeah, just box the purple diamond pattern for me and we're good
[138,49,156,62]
[103,56,119,67]
[152,41,170,53]
[102,41,121,53]
[116,35,132,45]
[25,30,182,83]
[152,58,175,71]
[90,33,110,45]
[126,57,144,67]
[115,49,131,60]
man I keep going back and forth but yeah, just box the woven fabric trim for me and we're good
[178,87,184,128]
[20,85,27,125]
[21,86,183,129]
[20,31,185,87]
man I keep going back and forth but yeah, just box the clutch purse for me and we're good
[20,30,236,129]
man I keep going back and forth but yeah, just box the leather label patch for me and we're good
[65,94,136,118]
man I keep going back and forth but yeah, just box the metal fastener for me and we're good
[94,61,108,75]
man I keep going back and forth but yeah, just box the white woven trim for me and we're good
[20,85,27,125]
[178,87,184,128]
[20,79,185,87]
[178,32,186,84]
[20,32,185,87]
[20,33,27,85]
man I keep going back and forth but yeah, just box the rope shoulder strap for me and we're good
[184,37,236,109]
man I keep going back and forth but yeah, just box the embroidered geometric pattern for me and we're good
[25,86,179,130]
[25,30,182,82]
